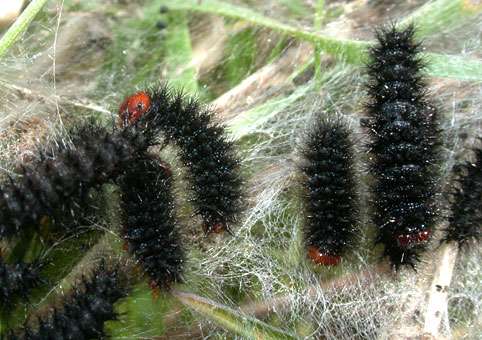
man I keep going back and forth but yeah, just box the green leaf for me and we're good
[225,26,256,88]
[162,10,198,94]
[172,289,303,340]
[163,0,482,81]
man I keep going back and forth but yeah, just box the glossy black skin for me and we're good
[119,156,183,290]
[301,119,357,262]
[364,24,440,269]
[141,86,243,236]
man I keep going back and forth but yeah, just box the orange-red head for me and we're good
[118,92,151,126]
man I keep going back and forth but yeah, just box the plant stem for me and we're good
[164,0,482,81]
[164,0,367,64]
[314,0,325,90]
[0,0,48,60]
[160,264,392,339]
[171,288,303,340]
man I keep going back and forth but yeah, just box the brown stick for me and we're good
[423,242,459,338]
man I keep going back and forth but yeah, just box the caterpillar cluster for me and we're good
[0,84,242,329]
[4,261,126,340]
[300,24,449,270]
[1,13,477,340]
[300,119,357,266]
[0,117,161,309]
[443,140,482,247]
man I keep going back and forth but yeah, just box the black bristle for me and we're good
[0,259,47,311]
[119,156,183,290]
[364,24,440,269]
[118,86,243,236]
[5,261,126,340]
[443,141,482,247]
[301,119,358,266]
[0,122,154,239]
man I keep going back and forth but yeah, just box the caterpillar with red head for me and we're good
[118,86,243,236]
[443,140,481,247]
[4,261,126,340]
[363,24,440,269]
[119,156,183,290]
[300,119,358,266]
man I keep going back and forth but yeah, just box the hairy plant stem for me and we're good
[0,0,48,59]
[164,0,482,81]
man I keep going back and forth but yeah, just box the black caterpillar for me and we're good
[119,156,183,290]
[4,261,126,340]
[118,87,243,236]
[0,259,47,311]
[443,140,482,247]
[300,119,357,266]
[364,24,440,269]
[0,119,159,240]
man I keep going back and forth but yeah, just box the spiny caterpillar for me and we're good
[443,140,481,247]
[118,86,243,236]
[0,120,158,240]
[4,261,126,340]
[364,24,440,269]
[119,156,183,290]
[300,119,357,266]
[0,259,47,311]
